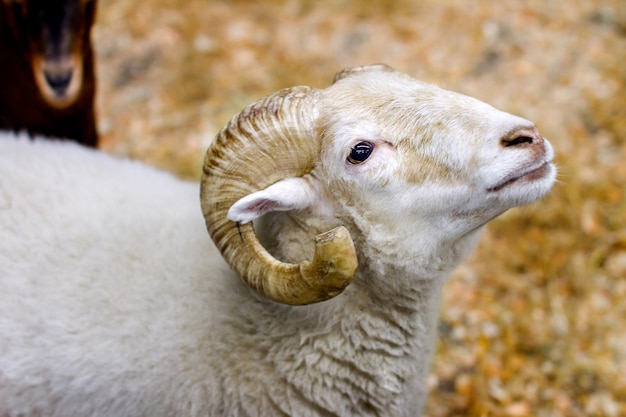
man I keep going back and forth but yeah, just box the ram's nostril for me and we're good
[504,136,534,147]
[501,126,542,148]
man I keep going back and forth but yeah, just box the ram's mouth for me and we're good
[487,161,553,192]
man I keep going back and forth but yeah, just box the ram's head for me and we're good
[201,64,556,305]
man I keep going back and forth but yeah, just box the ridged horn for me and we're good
[200,86,358,305]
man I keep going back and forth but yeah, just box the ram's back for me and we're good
[0,135,235,416]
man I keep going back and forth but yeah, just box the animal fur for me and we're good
[0,67,555,416]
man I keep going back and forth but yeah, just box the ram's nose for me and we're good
[500,126,543,148]
[499,125,550,161]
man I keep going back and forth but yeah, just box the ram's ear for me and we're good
[228,177,320,224]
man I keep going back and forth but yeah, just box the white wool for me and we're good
[0,69,555,417]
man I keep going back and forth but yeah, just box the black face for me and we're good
[4,0,97,105]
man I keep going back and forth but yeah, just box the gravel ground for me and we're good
[94,0,626,415]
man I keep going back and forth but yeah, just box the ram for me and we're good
[0,0,98,147]
[0,65,556,417]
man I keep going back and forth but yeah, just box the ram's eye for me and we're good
[347,142,374,164]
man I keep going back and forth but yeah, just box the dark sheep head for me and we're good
[3,0,97,108]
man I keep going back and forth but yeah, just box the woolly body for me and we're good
[0,68,555,417]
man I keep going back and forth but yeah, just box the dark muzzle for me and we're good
[44,68,73,96]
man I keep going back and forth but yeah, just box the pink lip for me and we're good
[487,161,552,192]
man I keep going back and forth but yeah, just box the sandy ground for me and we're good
[93,0,626,415]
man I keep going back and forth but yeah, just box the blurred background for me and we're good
[93,0,625,416]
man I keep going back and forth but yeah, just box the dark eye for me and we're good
[347,142,374,164]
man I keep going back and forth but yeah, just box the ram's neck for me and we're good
[254,212,483,415]
[257,279,442,416]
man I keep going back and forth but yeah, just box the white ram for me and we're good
[0,64,556,417]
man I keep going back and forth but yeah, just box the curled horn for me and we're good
[200,86,358,305]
